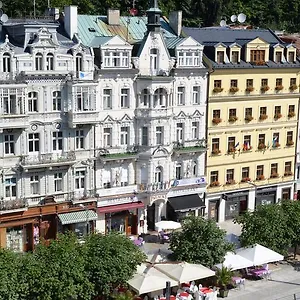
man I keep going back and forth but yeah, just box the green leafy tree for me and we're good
[169,216,233,267]
[234,203,291,255]
[83,232,146,297]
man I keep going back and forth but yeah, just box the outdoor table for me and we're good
[251,268,268,277]
[179,292,189,297]
[160,296,176,300]
[199,288,213,294]
[232,276,242,284]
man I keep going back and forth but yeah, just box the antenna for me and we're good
[220,20,227,27]
[238,13,246,23]
[230,15,237,22]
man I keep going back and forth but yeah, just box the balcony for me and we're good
[0,113,29,131]
[173,140,207,155]
[135,107,173,119]
[98,184,138,198]
[70,189,98,204]
[0,198,28,214]
[98,147,138,162]
[68,110,99,128]
[138,181,171,193]
[20,152,76,170]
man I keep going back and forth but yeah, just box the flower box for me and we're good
[226,179,236,185]
[246,86,254,92]
[227,147,236,154]
[256,175,265,181]
[273,142,280,148]
[228,116,238,122]
[212,149,221,155]
[210,181,220,187]
[270,173,279,178]
[288,111,296,118]
[245,115,254,122]
[286,140,294,146]
[213,87,223,93]
[275,85,284,91]
[229,87,239,93]
[258,143,267,150]
[241,177,251,182]
[274,113,282,119]
[259,114,268,120]
[289,84,298,91]
[242,145,252,152]
[212,117,222,124]
[261,85,270,92]
[284,171,293,176]
[255,60,266,66]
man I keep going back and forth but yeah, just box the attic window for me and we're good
[288,51,295,63]
[275,51,282,63]
[216,51,224,64]
[88,28,96,32]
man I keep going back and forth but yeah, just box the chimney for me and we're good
[64,6,78,39]
[107,9,120,25]
[169,11,182,36]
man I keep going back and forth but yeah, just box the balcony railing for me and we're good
[0,198,28,212]
[173,139,207,154]
[138,181,171,193]
[0,113,29,130]
[135,107,173,119]
[68,110,99,128]
[98,146,138,161]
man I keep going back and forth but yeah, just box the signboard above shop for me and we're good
[171,177,206,187]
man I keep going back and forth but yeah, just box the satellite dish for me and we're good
[238,13,246,23]
[0,1,3,9]
[230,15,237,22]
[1,14,8,23]
[220,20,227,27]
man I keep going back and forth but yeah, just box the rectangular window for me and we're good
[243,135,251,151]
[229,109,237,117]
[285,161,292,173]
[191,122,199,139]
[176,123,184,142]
[290,78,297,86]
[273,132,280,147]
[103,51,129,68]
[53,131,63,151]
[245,108,253,120]
[177,87,185,105]
[250,50,265,63]
[52,91,61,111]
[246,79,253,88]
[270,163,278,176]
[28,133,39,152]
[258,134,265,146]
[232,51,239,63]
[5,177,16,198]
[286,131,293,145]
[120,88,130,108]
[226,169,234,182]
[103,128,112,147]
[178,51,199,66]
[216,51,224,63]
[76,87,89,111]
[276,78,283,87]
[3,90,17,114]
[4,134,14,155]
[120,127,129,146]
[289,105,295,115]
[212,138,220,151]
[192,86,200,104]
[3,54,11,72]
[261,79,268,87]
[275,51,282,63]
[175,163,182,180]
[75,171,85,189]
[214,80,222,88]
[228,136,236,152]
[210,171,219,183]
[230,80,238,88]
[103,89,112,109]
[242,167,250,180]
[260,106,267,116]
[156,126,163,145]
[28,92,38,112]
[256,165,264,178]
[274,106,281,118]
[282,188,291,200]
[54,172,63,192]
[288,52,295,63]
[75,129,84,149]
[213,109,221,118]
[30,175,39,195]
[142,127,148,146]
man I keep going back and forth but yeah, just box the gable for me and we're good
[120,114,132,122]
[192,110,204,118]
[102,115,114,123]
[175,111,187,120]
[177,36,202,48]
[247,37,269,46]
[102,35,131,47]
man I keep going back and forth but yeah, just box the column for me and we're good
[128,162,135,185]
[248,188,256,211]
[218,198,226,223]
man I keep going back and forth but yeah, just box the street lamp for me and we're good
[79,204,89,236]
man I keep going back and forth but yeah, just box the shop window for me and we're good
[177,87,185,105]
[176,123,184,142]
[103,128,112,147]
[120,88,130,108]
[4,134,14,155]
[3,53,11,72]
[103,89,112,109]
[192,86,201,104]
[5,177,17,198]
[52,91,61,111]
[282,188,291,200]
[75,129,85,149]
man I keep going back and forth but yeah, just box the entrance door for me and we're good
[239,196,248,214]
[147,203,155,231]
[209,201,218,221]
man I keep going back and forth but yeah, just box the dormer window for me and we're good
[3,53,11,72]
[75,54,83,72]
[250,50,265,64]
[232,51,239,64]
[275,51,282,63]
[103,51,129,68]
[216,51,224,63]
[178,51,199,67]
[35,53,43,71]
[46,53,54,70]
[288,51,295,63]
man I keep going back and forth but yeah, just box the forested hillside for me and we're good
[4,0,300,33]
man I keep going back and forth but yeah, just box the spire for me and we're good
[147,0,162,32]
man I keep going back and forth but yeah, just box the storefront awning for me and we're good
[168,194,205,212]
[58,210,98,225]
[98,201,144,214]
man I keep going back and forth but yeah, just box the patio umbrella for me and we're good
[155,262,215,283]
[155,220,181,231]
[215,251,254,270]
[146,248,173,263]
[127,263,178,295]
[236,244,284,266]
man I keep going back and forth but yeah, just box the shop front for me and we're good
[255,186,277,207]
[97,200,145,235]
[224,191,248,220]
[167,193,206,221]
[208,199,219,221]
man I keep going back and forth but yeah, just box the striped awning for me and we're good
[58,210,98,225]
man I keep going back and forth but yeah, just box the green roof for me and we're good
[58,210,98,225]
[77,15,177,47]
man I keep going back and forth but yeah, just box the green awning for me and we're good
[58,210,98,225]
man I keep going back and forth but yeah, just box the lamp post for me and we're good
[79,204,89,236]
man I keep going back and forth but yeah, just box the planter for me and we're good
[270,173,279,178]
[246,86,254,92]
[286,141,294,146]
[213,87,223,93]
[227,147,235,154]
[258,144,266,150]
[261,85,270,92]
[212,117,222,124]
[212,149,221,155]
[284,171,293,176]
[288,112,296,118]
[259,114,268,120]
[219,289,229,298]
[275,85,284,91]
[241,177,251,182]
[257,175,265,181]
[273,142,280,148]
[242,145,252,152]
[226,180,236,185]
[229,87,239,93]
[274,113,282,119]
[228,116,238,122]
[210,181,220,187]
[289,84,298,91]
[245,115,254,122]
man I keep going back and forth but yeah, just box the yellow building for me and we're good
[184,27,300,221]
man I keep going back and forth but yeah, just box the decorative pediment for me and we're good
[286,44,297,49]
[152,146,169,157]
[214,42,227,48]
[175,111,187,120]
[102,115,114,124]
[120,114,132,122]
[101,35,132,48]
[30,27,59,49]
[176,36,203,48]
[273,43,284,49]
[229,42,242,48]
[0,35,15,52]
[192,110,204,118]
[247,37,269,46]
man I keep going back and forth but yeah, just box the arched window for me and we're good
[3,53,11,72]
[154,166,163,183]
[153,88,166,107]
[141,89,150,107]
[35,53,43,71]
[75,54,83,72]
[46,53,54,70]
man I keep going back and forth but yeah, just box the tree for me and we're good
[234,203,291,255]
[169,216,233,267]
[83,232,146,297]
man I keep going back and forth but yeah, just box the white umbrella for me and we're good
[146,248,173,263]
[155,220,181,231]
[155,262,215,283]
[215,251,253,270]
[236,244,284,266]
[128,263,178,295]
